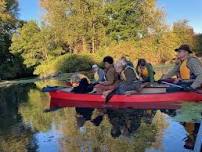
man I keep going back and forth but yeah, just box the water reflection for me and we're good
[0,81,201,152]
[0,84,38,152]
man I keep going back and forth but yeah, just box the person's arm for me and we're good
[161,64,179,80]
[98,69,106,82]
[101,68,115,85]
[187,58,202,89]
[147,64,155,83]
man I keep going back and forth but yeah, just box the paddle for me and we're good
[104,82,149,103]
[159,80,202,94]
[104,88,118,103]
[42,86,68,92]
[160,81,184,89]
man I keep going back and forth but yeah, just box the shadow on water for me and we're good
[0,78,202,152]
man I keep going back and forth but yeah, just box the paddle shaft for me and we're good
[160,81,184,89]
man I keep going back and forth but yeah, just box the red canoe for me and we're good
[49,88,202,109]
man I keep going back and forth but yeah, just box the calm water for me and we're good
[0,78,202,152]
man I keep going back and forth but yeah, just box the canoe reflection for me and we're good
[75,108,156,138]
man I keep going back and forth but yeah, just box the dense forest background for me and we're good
[1,0,202,79]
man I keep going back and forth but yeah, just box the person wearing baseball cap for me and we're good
[161,44,202,91]
[92,64,106,83]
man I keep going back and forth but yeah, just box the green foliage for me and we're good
[174,102,202,122]
[34,54,99,77]
[1,0,200,79]
[41,0,107,53]
[10,21,43,68]
[19,89,52,132]
[0,0,29,80]
[105,0,165,41]
[195,34,202,54]
[173,20,195,48]
[0,56,27,79]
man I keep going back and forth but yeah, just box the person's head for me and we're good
[137,59,146,68]
[92,64,99,73]
[175,44,192,61]
[121,56,127,61]
[103,56,114,69]
[76,115,86,128]
[70,73,90,87]
[115,60,127,73]
[111,126,121,138]
[79,78,90,86]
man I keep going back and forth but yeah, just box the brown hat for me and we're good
[175,44,192,53]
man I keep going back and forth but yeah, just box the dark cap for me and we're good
[175,44,192,53]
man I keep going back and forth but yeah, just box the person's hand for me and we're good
[160,74,165,80]
[99,81,104,85]
[173,78,181,84]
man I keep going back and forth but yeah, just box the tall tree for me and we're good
[0,0,19,63]
[173,19,195,47]
[11,21,48,68]
[105,0,165,41]
[40,0,107,53]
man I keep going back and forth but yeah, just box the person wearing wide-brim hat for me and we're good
[161,44,202,91]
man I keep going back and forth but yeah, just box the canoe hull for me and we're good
[49,90,202,109]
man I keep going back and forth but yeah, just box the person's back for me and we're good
[121,66,138,83]
[72,78,93,93]
[115,60,141,94]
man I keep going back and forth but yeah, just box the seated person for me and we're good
[94,56,118,94]
[115,59,141,94]
[161,44,202,91]
[92,64,106,84]
[136,58,155,83]
[71,78,93,93]
[120,55,134,68]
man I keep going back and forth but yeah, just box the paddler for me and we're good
[161,44,202,91]
[136,58,155,83]
[121,55,134,68]
[115,59,141,94]
[94,56,119,94]
[92,64,106,84]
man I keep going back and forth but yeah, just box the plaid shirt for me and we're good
[163,56,202,89]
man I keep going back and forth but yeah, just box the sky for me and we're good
[18,0,202,33]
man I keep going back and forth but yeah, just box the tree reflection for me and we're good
[56,108,165,152]
[19,89,52,132]
[0,84,38,152]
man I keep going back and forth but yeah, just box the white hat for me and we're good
[92,64,98,69]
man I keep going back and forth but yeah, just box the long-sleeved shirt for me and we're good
[94,68,106,82]
[162,56,202,89]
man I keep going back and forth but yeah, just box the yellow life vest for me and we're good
[94,72,99,81]
[179,60,191,80]
[138,66,148,78]
[185,122,195,134]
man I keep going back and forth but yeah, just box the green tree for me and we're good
[11,21,48,68]
[0,0,28,79]
[105,0,165,41]
[173,19,195,48]
[194,34,202,54]
[40,0,107,53]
